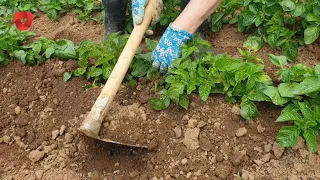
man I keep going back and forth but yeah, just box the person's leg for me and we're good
[102,0,128,41]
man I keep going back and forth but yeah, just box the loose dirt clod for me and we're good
[272,143,285,159]
[173,126,182,138]
[231,150,246,166]
[231,105,241,115]
[28,150,45,163]
[214,164,232,179]
[15,106,21,115]
[64,133,74,143]
[257,124,265,133]
[236,127,247,137]
[52,130,59,140]
[253,153,271,165]
[183,128,200,150]
[2,135,11,144]
[59,125,66,135]
[35,170,43,179]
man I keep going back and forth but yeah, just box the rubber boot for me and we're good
[181,0,216,56]
[102,0,128,42]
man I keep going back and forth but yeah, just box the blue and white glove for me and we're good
[152,24,193,73]
[132,0,163,26]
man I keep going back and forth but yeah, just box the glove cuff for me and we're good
[165,23,193,46]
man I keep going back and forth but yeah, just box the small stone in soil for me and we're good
[148,139,158,151]
[183,128,200,150]
[35,170,43,179]
[257,124,265,133]
[173,126,182,138]
[53,98,59,105]
[272,142,285,159]
[28,150,45,162]
[214,164,232,179]
[181,158,188,165]
[39,95,46,102]
[231,150,246,166]
[52,129,59,140]
[253,153,271,165]
[77,141,86,152]
[2,135,11,144]
[231,105,241,115]
[216,152,224,162]
[15,106,21,115]
[59,125,66,136]
[64,133,74,143]
[188,119,197,128]
[16,127,27,138]
[264,144,272,153]
[235,127,247,137]
[197,121,206,128]
[89,171,101,180]
[182,115,189,121]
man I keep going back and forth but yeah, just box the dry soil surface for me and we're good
[1,12,320,180]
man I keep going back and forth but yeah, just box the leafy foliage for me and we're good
[0,17,76,65]
[210,0,320,61]
[0,0,103,22]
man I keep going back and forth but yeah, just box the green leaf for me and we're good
[235,63,264,82]
[315,105,320,123]
[198,65,208,78]
[276,107,302,122]
[290,3,305,17]
[53,40,77,59]
[45,47,55,58]
[278,83,299,97]
[145,38,158,51]
[149,96,170,111]
[277,126,301,147]
[214,56,242,72]
[211,12,224,25]
[298,102,317,126]
[131,59,150,77]
[199,84,211,102]
[63,72,72,82]
[242,11,255,26]
[282,41,298,62]
[240,100,260,120]
[315,65,320,76]
[306,13,320,23]
[13,50,26,64]
[268,54,288,67]
[304,25,320,45]
[303,128,318,153]
[247,90,270,102]
[243,36,263,52]
[168,83,185,103]
[280,0,296,11]
[262,86,290,106]
[88,67,102,78]
[293,76,320,95]
[32,43,42,55]
[179,93,189,110]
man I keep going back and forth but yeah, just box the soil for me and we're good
[1,12,320,180]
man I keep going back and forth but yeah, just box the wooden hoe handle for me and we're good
[79,0,158,138]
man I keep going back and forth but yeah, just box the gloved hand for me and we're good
[152,24,193,73]
[132,0,163,26]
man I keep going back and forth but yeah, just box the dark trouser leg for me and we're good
[102,0,128,41]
